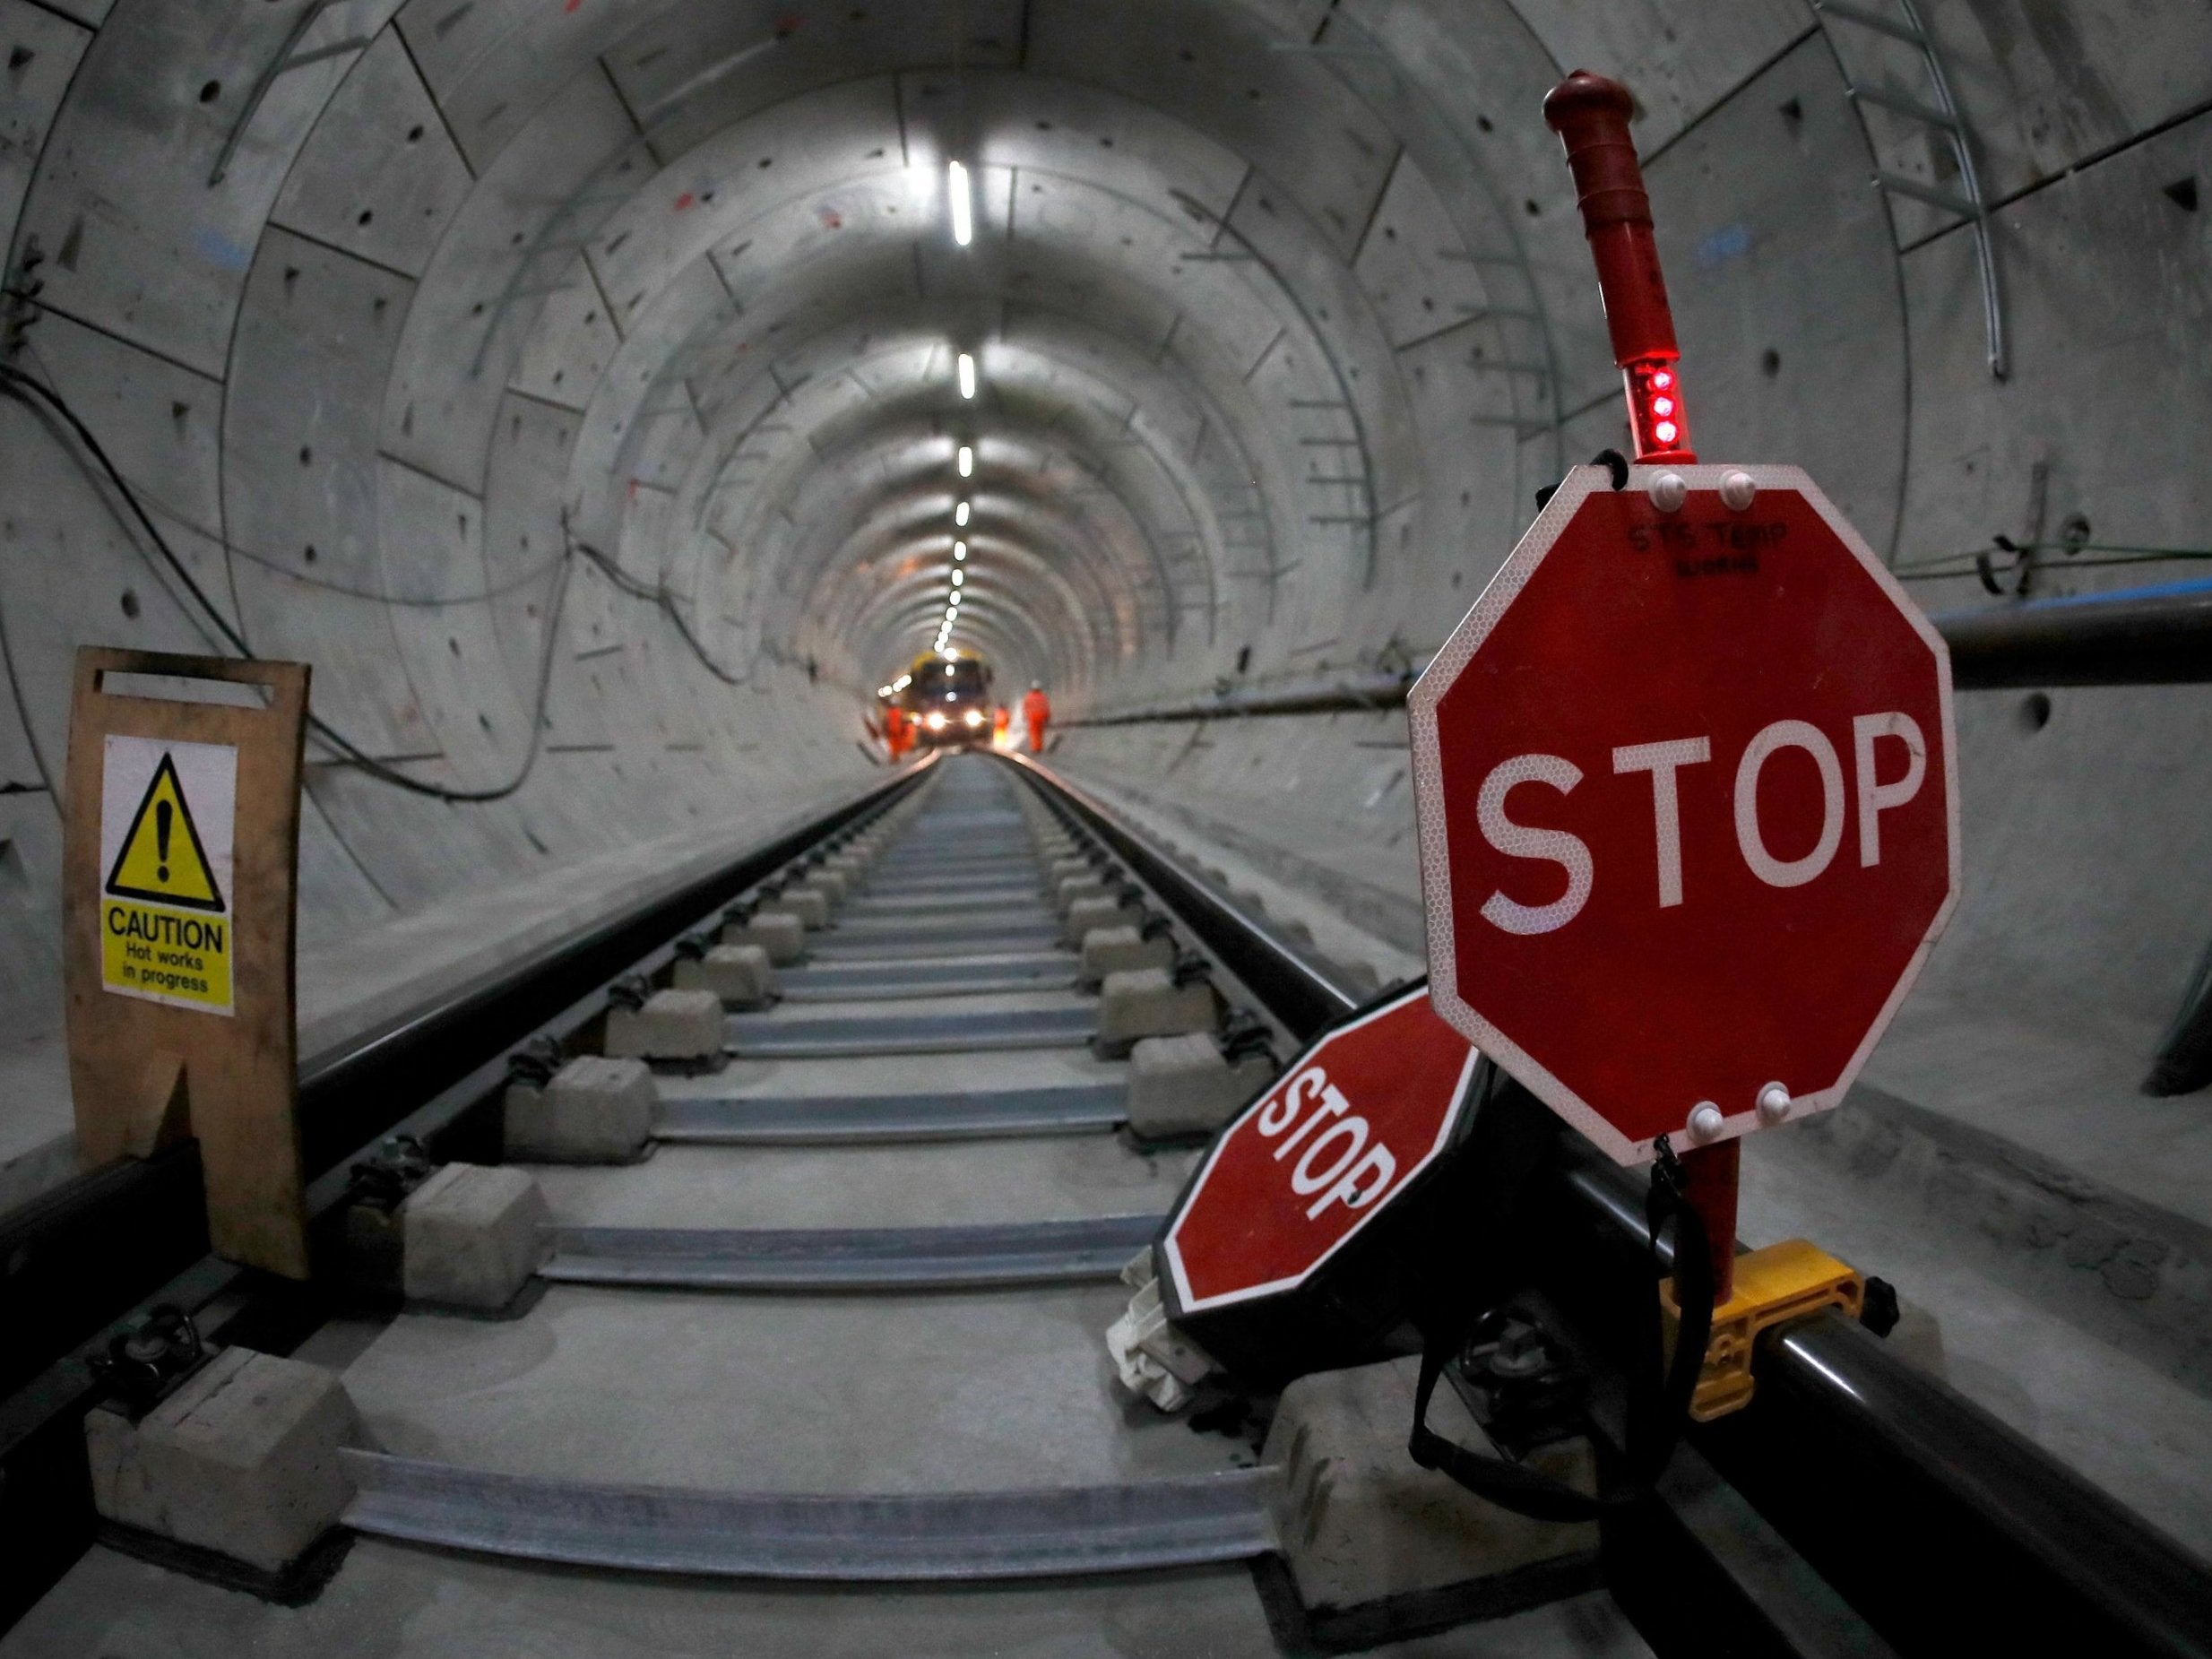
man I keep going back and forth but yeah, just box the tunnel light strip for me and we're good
[948,161,973,246]
[954,541,966,561]
[957,445,973,478]
[957,352,976,400]
[952,569,964,587]
[955,501,970,527]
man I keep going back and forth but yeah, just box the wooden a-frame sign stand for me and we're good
[63,648,313,1279]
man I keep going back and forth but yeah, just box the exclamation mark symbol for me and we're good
[156,799,172,884]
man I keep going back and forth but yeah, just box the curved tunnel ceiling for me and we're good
[12,0,1598,729]
[6,0,2208,997]
[539,51,1483,696]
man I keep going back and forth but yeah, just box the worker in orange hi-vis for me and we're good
[992,704,1011,747]
[1022,681,1051,753]
[884,703,912,761]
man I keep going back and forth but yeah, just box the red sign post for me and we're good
[1408,73,1959,1301]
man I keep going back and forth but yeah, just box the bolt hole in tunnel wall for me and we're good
[1,0,2211,1624]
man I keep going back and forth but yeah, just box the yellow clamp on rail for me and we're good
[1661,1240,1864,1421]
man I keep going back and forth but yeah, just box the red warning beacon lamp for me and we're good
[1543,72,1694,465]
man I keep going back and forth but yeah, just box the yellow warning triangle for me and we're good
[105,753,225,912]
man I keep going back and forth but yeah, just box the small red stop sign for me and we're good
[1409,464,1958,1165]
[1162,986,1478,1312]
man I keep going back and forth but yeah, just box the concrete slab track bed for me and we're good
[0,754,2201,1658]
[0,758,1646,1655]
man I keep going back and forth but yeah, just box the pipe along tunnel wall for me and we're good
[2,0,2211,1632]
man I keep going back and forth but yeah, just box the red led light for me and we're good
[1622,359,1692,462]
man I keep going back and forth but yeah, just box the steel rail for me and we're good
[0,764,929,1402]
[13,747,2202,1646]
[1003,756,1359,1039]
[1005,754,2212,1659]
[341,1452,1280,1581]
[540,1214,1162,1292]
[1552,1157,2212,1658]
[0,761,936,1629]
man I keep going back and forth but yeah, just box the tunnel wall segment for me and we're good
[4,0,2212,1233]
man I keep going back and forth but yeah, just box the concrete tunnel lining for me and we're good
[4,0,2212,1625]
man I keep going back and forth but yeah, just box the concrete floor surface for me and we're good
[1741,1127,2212,1558]
[312,1283,1232,1494]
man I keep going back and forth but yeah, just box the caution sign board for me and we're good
[65,648,311,1279]
[99,738,237,1014]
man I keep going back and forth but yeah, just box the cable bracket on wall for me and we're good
[209,0,371,187]
[1815,0,2008,378]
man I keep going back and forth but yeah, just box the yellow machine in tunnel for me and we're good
[892,650,996,749]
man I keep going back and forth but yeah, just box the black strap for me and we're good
[1407,1136,1715,1519]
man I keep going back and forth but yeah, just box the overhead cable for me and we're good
[0,360,570,802]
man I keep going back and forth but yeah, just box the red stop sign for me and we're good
[1408,464,1958,1166]
[1162,985,1478,1312]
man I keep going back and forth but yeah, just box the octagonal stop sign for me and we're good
[1155,983,1491,1383]
[1409,464,1958,1166]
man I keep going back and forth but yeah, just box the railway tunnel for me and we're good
[3,1,2211,1653]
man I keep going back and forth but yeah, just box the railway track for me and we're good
[4,754,2207,1657]
[3,756,1637,1654]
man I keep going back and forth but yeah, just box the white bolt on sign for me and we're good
[99,735,238,1015]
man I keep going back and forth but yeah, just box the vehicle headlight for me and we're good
[925,712,947,730]
[963,709,984,728]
